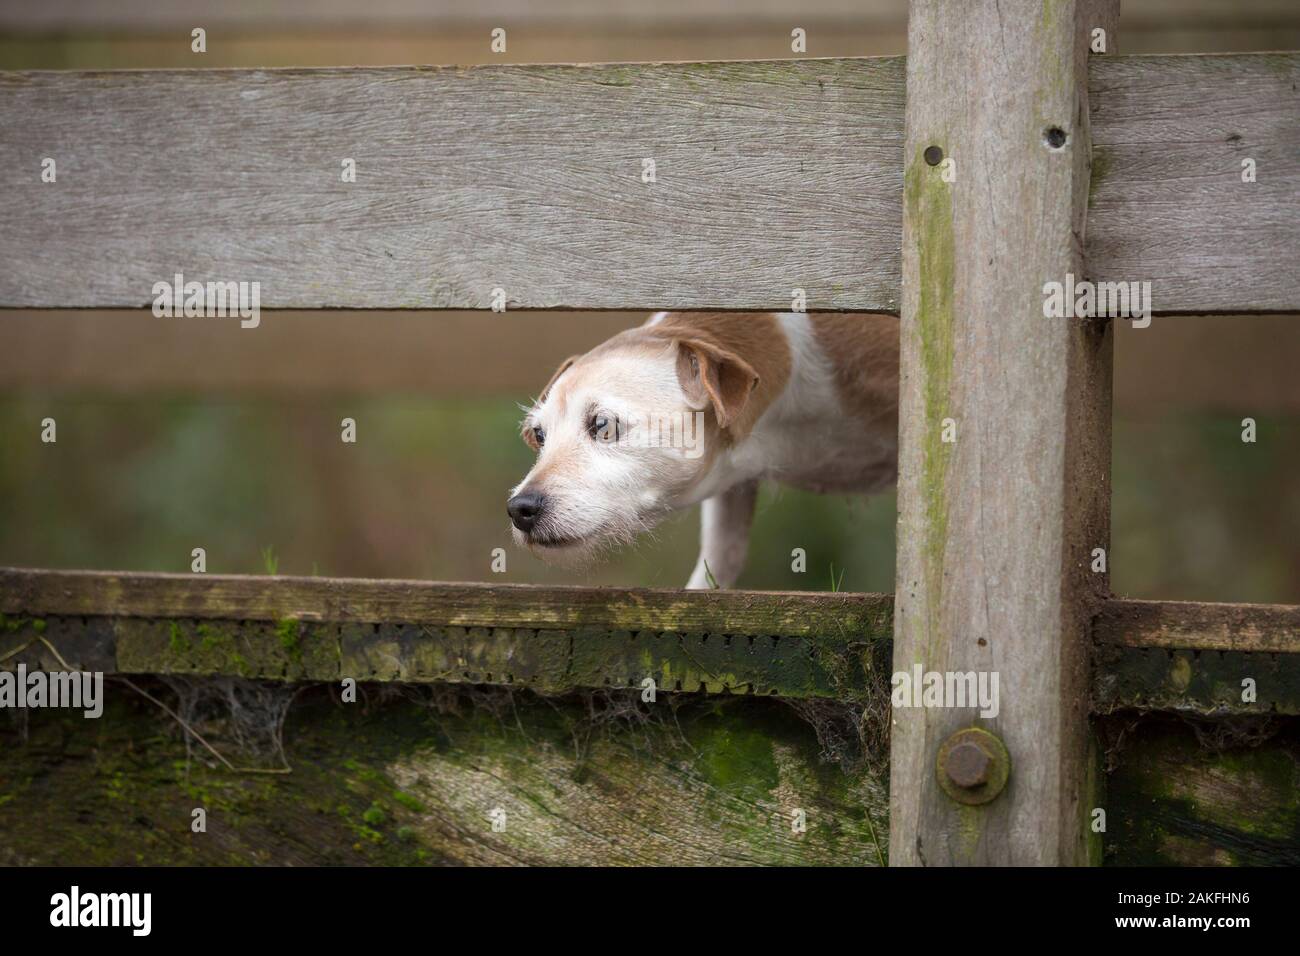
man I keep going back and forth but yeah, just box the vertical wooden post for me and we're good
[889,0,1118,865]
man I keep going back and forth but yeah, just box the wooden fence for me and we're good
[2,0,1299,866]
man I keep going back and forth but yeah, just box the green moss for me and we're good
[196,623,221,651]
[0,687,890,866]
[1102,716,1300,866]
[169,621,187,654]
[393,791,426,813]
[904,143,956,660]
[688,712,780,798]
[275,618,303,665]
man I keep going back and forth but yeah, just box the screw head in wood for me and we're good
[936,727,1010,805]
[923,145,944,166]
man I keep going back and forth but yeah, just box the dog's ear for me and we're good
[522,354,582,450]
[674,338,759,430]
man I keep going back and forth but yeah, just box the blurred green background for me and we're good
[1,0,1297,602]
[2,327,1297,602]
[0,391,899,592]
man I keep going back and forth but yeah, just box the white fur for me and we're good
[511,313,894,586]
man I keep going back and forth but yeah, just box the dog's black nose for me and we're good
[507,491,545,533]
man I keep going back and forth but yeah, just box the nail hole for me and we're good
[923,145,943,166]
[1044,127,1068,149]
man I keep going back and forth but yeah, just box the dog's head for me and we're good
[508,323,758,564]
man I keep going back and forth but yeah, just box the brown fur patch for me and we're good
[810,313,900,435]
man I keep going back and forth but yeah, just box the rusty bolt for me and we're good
[936,728,1010,806]
[945,741,991,788]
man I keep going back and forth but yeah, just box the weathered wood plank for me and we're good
[0,613,888,699]
[0,60,907,313]
[1,54,1296,312]
[0,568,893,699]
[5,569,1298,709]
[0,567,893,638]
[889,0,1118,867]
[1097,599,1300,654]
[1094,599,1300,715]
[1088,53,1300,314]
[1100,714,1300,866]
[1093,641,1300,715]
[0,689,890,866]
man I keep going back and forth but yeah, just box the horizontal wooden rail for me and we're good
[0,569,894,698]
[1096,598,1300,653]
[3,568,1297,710]
[0,568,891,634]
[1093,598,1300,716]
[1,53,1296,313]
[0,59,908,313]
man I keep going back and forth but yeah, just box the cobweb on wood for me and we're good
[159,675,299,771]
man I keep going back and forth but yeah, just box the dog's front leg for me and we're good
[685,479,759,589]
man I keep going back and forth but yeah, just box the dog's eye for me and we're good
[531,425,545,448]
[588,415,619,443]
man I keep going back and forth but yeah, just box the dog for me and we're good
[508,312,900,588]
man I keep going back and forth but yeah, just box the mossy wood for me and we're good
[3,567,1300,865]
[3,667,1297,867]
[4,569,1298,704]
[890,0,1119,867]
[1096,599,1300,654]
[1,569,894,699]
[0,568,891,637]
[0,690,889,866]
[1094,600,1300,716]
[1100,715,1300,866]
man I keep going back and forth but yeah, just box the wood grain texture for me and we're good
[0,60,906,312]
[2,54,1296,312]
[0,567,894,638]
[889,0,1118,867]
[1088,53,1300,314]
[1097,599,1300,653]
[4,565,1295,677]
[1093,641,1300,715]
[0,612,891,700]
[0,692,890,866]
[1100,715,1300,866]
[1095,601,1300,716]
